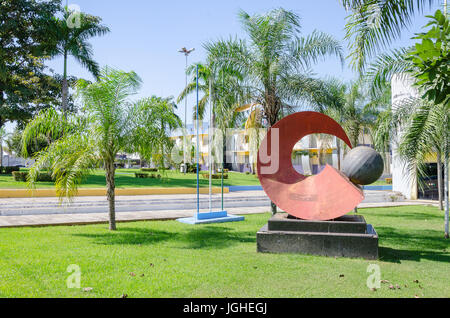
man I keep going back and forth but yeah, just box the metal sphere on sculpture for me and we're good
[341,146,384,185]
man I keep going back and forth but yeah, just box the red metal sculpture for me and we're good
[257,111,364,221]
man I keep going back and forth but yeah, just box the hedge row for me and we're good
[201,173,229,180]
[12,171,54,182]
[0,166,21,175]
[134,172,162,179]
[140,168,158,172]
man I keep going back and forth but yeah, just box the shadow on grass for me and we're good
[72,225,255,250]
[370,210,443,221]
[72,227,175,245]
[180,226,255,249]
[378,226,449,263]
[82,173,238,188]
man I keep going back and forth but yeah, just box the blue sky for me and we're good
[38,0,440,129]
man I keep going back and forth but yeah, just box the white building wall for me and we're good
[391,74,419,199]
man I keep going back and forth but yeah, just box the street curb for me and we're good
[0,187,230,198]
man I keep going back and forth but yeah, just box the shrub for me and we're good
[245,171,250,175]
[3,166,20,175]
[385,178,392,184]
[37,173,53,182]
[201,173,228,180]
[135,172,149,178]
[141,168,158,172]
[12,171,28,182]
[12,171,54,182]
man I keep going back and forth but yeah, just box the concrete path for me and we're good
[0,190,438,228]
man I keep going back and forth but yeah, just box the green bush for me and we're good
[2,166,20,175]
[37,173,53,182]
[12,171,28,182]
[12,171,54,182]
[141,168,158,172]
[201,173,228,180]
[135,172,149,178]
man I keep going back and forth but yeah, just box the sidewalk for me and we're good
[0,192,438,228]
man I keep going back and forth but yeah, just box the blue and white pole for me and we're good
[196,64,200,219]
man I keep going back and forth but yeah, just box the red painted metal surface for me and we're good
[257,111,364,221]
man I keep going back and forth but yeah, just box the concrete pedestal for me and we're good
[257,214,378,259]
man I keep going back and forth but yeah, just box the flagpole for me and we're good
[196,65,200,218]
[209,79,213,212]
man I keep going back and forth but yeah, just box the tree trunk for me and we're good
[269,114,278,215]
[437,149,443,210]
[0,142,3,167]
[62,51,68,113]
[336,138,341,170]
[105,160,116,231]
[444,153,449,239]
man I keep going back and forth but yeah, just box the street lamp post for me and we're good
[178,47,195,173]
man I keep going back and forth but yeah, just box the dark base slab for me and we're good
[257,213,378,259]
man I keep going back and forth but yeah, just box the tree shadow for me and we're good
[72,227,175,245]
[179,226,255,250]
[72,225,256,250]
[379,247,450,263]
[377,226,449,263]
[372,210,443,221]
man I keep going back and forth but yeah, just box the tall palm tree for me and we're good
[206,9,344,128]
[341,0,440,71]
[178,62,247,171]
[45,6,109,112]
[204,9,344,214]
[398,101,449,233]
[22,68,171,231]
[130,96,182,168]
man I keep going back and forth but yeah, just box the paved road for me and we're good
[0,189,423,217]
[0,190,439,228]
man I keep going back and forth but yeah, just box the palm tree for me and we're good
[341,0,440,71]
[321,79,384,169]
[22,68,166,231]
[206,9,344,127]
[130,96,182,169]
[397,101,449,234]
[45,6,110,112]
[178,62,248,172]
[204,8,344,214]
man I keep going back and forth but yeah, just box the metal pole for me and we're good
[221,162,224,211]
[196,65,200,218]
[184,54,188,170]
[209,79,213,212]
[178,47,194,173]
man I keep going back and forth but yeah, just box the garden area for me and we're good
[0,206,448,298]
[0,167,391,189]
[0,168,261,189]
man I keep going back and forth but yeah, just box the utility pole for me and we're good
[178,47,195,173]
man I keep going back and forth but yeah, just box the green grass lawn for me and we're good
[0,168,389,189]
[0,169,261,189]
[0,205,448,298]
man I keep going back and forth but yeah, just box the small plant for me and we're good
[12,171,53,182]
[134,172,149,178]
[202,173,228,179]
[12,171,28,182]
[385,178,392,184]
[3,166,20,175]
[141,168,158,172]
